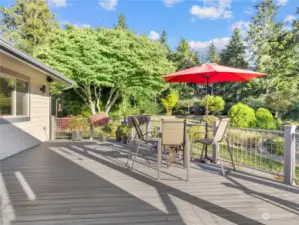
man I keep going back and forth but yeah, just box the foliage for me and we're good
[161,91,179,115]
[102,123,113,135]
[265,92,292,118]
[68,116,89,131]
[138,100,162,115]
[200,95,225,114]
[266,137,284,156]
[247,0,297,95]
[207,42,220,63]
[35,26,174,115]
[228,103,257,128]
[0,0,58,54]
[227,129,262,148]
[276,118,283,130]
[242,95,266,110]
[115,13,127,29]
[282,97,299,122]
[255,108,276,130]
[117,124,131,138]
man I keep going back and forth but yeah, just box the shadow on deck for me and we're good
[1,140,299,225]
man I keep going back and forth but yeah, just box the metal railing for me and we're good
[220,127,285,177]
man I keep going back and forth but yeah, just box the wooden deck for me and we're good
[1,141,299,225]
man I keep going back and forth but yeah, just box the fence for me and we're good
[52,116,298,185]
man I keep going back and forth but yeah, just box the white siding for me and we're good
[0,53,50,160]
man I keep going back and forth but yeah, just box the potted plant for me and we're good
[101,124,112,142]
[68,116,89,141]
[117,124,131,144]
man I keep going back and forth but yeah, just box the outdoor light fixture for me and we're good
[40,85,46,93]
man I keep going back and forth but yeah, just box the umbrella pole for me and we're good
[205,75,209,159]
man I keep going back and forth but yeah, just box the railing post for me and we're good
[212,120,220,164]
[284,125,296,185]
[185,134,190,182]
[157,136,162,181]
[90,123,94,140]
[50,116,56,140]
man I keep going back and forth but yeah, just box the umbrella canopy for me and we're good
[162,63,267,84]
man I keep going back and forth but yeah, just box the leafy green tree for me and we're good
[35,26,174,115]
[115,13,127,29]
[200,95,225,115]
[207,42,220,63]
[228,103,257,128]
[161,91,179,115]
[0,0,58,54]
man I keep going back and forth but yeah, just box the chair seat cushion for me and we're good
[194,138,213,145]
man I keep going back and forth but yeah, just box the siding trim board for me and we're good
[0,117,30,125]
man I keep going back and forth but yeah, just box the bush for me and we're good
[227,129,262,148]
[138,100,162,115]
[242,95,266,110]
[256,108,276,130]
[200,95,225,114]
[161,91,179,116]
[266,137,284,156]
[68,116,89,131]
[276,119,283,130]
[228,103,257,128]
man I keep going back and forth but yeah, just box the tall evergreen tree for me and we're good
[216,28,249,102]
[0,0,58,54]
[207,42,220,63]
[115,13,127,29]
[247,0,295,94]
[159,30,171,51]
[220,28,248,69]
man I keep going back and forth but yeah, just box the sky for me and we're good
[1,0,298,53]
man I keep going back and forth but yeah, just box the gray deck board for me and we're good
[1,141,299,225]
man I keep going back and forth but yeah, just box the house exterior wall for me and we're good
[0,53,50,160]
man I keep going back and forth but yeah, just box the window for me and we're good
[0,75,29,117]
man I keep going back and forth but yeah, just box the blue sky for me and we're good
[1,0,298,53]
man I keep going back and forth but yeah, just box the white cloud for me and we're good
[163,0,184,7]
[231,21,251,36]
[244,7,254,15]
[284,15,296,23]
[189,37,230,54]
[99,0,118,11]
[148,31,160,41]
[190,0,232,20]
[60,21,91,29]
[48,0,67,7]
[278,0,288,6]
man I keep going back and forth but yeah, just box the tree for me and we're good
[207,42,220,63]
[159,30,170,52]
[34,26,111,115]
[216,28,249,102]
[115,13,127,29]
[0,0,58,54]
[200,95,225,115]
[265,92,292,118]
[35,26,174,114]
[247,0,296,94]
[161,91,179,115]
[220,28,248,68]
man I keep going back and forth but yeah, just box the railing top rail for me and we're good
[228,126,284,134]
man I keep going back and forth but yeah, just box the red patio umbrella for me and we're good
[162,63,267,161]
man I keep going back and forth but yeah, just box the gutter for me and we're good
[0,39,75,86]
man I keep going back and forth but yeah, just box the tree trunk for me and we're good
[105,91,120,114]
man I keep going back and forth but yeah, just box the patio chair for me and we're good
[126,116,158,170]
[161,119,187,168]
[191,117,236,176]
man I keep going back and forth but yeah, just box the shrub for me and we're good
[138,100,162,115]
[228,103,257,128]
[256,108,276,130]
[68,116,89,131]
[227,129,262,148]
[161,91,179,116]
[276,119,283,130]
[242,95,266,110]
[200,95,225,114]
[266,137,284,156]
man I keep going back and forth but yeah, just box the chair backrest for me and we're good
[213,118,230,143]
[161,119,186,146]
[131,117,145,141]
